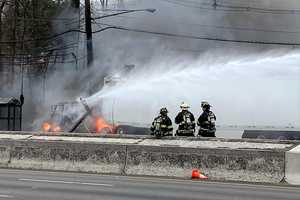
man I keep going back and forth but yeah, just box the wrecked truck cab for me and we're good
[41,100,128,134]
[42,101,83,133]
[41,100,150,135]
[41,65,150,135]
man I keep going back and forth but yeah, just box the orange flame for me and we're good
[42,121,61,132]
[42,122,51,132]
[94,117,114,133]
[52,125,61,132]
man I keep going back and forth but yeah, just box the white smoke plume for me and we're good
[85,0,300,128]
[87,49,300,128]
[25,0,300,132]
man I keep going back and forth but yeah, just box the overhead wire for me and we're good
[0,0,85,69]
[0,29,86,44]
[102,14,300,35]
[93,22,300,46]
[2,22,300,47]
[157,0,300,14]
[15,16,76,22]
[0,53,87,65]
[2,0,300,54]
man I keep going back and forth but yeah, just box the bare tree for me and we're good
[0,0,7,58]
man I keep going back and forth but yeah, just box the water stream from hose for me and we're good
[86,50,300,137]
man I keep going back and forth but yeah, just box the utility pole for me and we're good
[99,0,109,9]
[117,0,124,9]
[71,0,80,71]
[85,0,93,68]
[213,0,217,9]
[72,0,80,8]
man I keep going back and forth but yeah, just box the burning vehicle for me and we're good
[42,101,78,133]
[41,98,115,134]
[41,98,150,135]
[41,65,150,135]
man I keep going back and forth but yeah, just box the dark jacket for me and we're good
[197,110,216,131]
[150,115,173,134]
[175,111,195,131]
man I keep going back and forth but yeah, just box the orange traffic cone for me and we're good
[191,169,208,179]
[199,173,208,179]
[191,169,200,179]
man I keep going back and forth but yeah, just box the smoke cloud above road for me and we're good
[88,49,300,127]
[86,0,300,127]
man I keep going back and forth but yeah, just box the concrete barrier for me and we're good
[10,141,126,174]
[125,141,288,183]
[0,131,298,184]
[0,137,130,174]
[285,144,300,185]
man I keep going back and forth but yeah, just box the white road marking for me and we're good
[0,194,13,198]
[98,174,300,191]
[18,178,113,187]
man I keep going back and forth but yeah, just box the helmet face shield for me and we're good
[180,106,188,111]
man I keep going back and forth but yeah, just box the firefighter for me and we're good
[175,102,196,136]
[150,107,173,138]
[197,101,216,137]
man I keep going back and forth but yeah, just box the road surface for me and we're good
[0,169,299,200]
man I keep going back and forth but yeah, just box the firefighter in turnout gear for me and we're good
[197,101,216,137]
[175,102,196,136]
[150,107,173,138]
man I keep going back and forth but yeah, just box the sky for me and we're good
[11,0,298,130]
[83,0,300,127]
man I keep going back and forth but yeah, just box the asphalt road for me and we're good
[0,169,299,200]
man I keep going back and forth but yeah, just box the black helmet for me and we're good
[201,101,210,107]
[201,101,211,109]
[160,107,168,114]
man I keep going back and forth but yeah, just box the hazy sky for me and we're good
[85,0,300,127]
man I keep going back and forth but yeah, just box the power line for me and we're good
[0,60,79,65]
[107,14,300,35]
[168,0,300,14]
[2,19,300,47]
[158,0,300,15]
[16,16,76,22]
[218,3,300,14]
[0,54,87,65]
[95,22,300,46]
[43,43,80,52]
[0,29,86,44]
